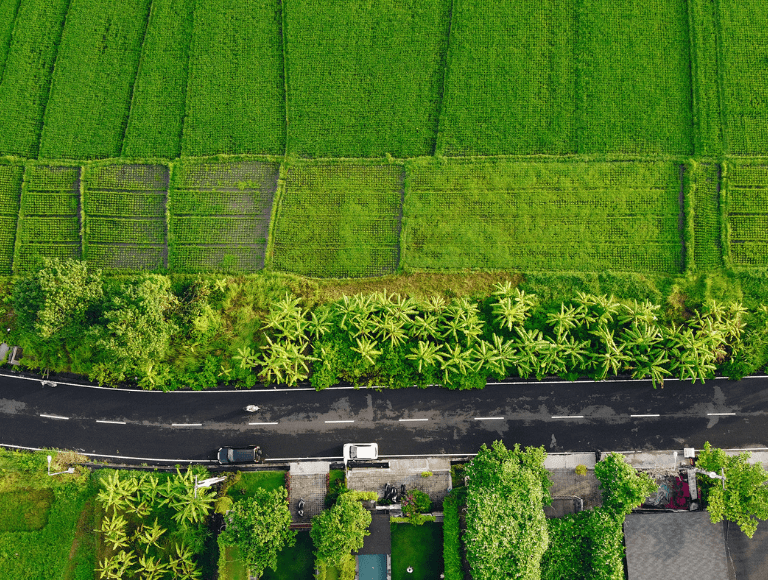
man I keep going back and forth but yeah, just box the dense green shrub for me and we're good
[442,492,463,580]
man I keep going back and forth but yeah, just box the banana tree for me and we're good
[99,512,129,551]
[411,311,441,340]
[440,343,474,383]
[374,311,408,348]
[351,336,383,366]
[135,518,166,549]
[97,471,138,513]
[472,339,504,376]
[406,340,444,374]
[546,303,582,341]
[137,554,168,580]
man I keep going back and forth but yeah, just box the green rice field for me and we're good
[0,1,764,276]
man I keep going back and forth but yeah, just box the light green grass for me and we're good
[0,0,68,157]
[724,161,768,269]
[284,0,451,157]
[0,488,54,532]
[226,470,286,499]
[121,0,194,158]
[272,162,403,278]
[181,0,285,156]
[391,522,444,580]
[261,531,315,580]
[438,0,576,156]
[39,0,151,159]
[0,163,22,275]
[402,159,684,274]
[576,0,693,154]
[218,546,250,580]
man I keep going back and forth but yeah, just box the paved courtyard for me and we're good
[288,461,330,524]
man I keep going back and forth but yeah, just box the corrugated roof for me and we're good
[624,512,728,580]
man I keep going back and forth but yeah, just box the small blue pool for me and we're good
[358,554,386,580]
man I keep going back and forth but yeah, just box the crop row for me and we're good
[170,216,268,246]
[0,165,22,214]
[39,0,151,159]
[85,244,165,270]
[689,163,723,270]
[19,216,79,243]
[169,245,264,272]
[0,0,69,157]
[84,192,165,218]
[86,217,165,245]
[24,165,80,193]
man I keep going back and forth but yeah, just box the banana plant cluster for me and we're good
[251,283,749,389]
[95,469,213,579]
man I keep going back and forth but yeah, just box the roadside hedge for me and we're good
[442,491,464,580]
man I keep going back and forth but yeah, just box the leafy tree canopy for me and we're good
[311,492,371,568]
[218,486,296,577]
[594,452,657,516]
[697,442,768,538]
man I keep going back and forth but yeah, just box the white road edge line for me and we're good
[324,420,354,424]
[551,415,585,419]
[171,423,202,427]
[95,420,126,425]
[630,414,661,418]
[399,418,429,422]
[249,422,279,426]
[707,413,736,416]
[473,417,505,420]
[39,414,69,420]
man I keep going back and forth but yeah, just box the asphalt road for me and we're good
[1,373,767,463]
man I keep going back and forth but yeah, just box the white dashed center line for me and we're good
[399,418,429,422]
[249,422,279,425]
[630,414,660,418]
[325,420,354,424]
[707,412,736,416]
[551,415,584,419]
[96,420,126,424]
[172,423,202,427]
[39,414,69,420]
[473,417,505,421]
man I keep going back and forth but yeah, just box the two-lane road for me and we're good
[1,373,767,463]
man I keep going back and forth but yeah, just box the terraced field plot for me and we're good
[272,163,403,278]
[39,0,152,159]
[16,165,81,272]
[437,0,576,156]
[83,164,168,270]
[284,0,451,157]
[168,160,279,272]
[724,163,768,268]
[181,0,285,156]
[402,160,684,274]
[121,0,195,159]
[0,0,69,157]
[718,0,768,155]
[0,164,22,274]
[689,163,723,271]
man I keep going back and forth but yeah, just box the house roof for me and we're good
[724,519,768,580]
[624,512,728,580]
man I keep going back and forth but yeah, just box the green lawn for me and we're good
[226,470,286,499]
[261,531,315,580]
[391,522,444,580]
[0,488,54,532]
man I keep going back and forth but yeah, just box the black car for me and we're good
[217,445,263,465]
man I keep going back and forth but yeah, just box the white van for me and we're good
[343,443,379,466]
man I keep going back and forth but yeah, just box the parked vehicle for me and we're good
[343,443,378,466]
[217,445,263,465]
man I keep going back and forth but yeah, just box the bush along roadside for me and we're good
[8,259,768,390]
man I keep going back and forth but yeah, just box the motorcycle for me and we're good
[297,498,305,518]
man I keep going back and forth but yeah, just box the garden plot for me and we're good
[0,164,22,274]
[718,0,768,155]
[181,0,285,156]
[402,159,683,274]
[724,162,768,268]
[284,0,451,158]
[168,160,279,272]
[437,0,576,156]
[690,163,723,270]
[121,0,195,159]
[83,164,168,270]
[39,0,152,159]
[272,163,403,278]
[0,0,69,157]
[16,165,82,272]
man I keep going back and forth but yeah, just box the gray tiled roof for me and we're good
[624,512,728,580]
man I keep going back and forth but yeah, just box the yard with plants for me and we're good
[391,521,443,580]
